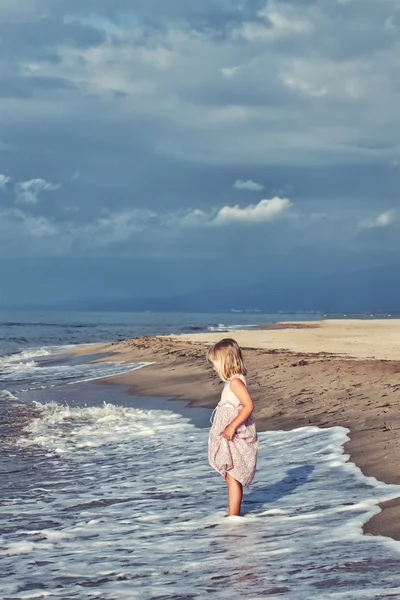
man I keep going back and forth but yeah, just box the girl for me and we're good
[208,338,258,516]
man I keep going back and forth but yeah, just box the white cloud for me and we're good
[221,65,242,79]
[280,73,327,98]
[82,198,293,233]
[212,197,292,226]
[22,38,174,99]
[79,208,157,247]
[259,4,313,34]
[235,3,313,41]
[384,16,397,31]
[17,211,59,236]
[233,179,265,192]
[208,105,249,124]
[15,178,60,204]
[162,208,210,228]
[359,210,395,229]
[0,207,58,237]
[163,197,293,228]
[0,206,158,252]
[138,47,175,70]
[0,174,11,191]
[279,58,367,100]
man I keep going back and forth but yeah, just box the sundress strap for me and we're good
[210,407,217,425]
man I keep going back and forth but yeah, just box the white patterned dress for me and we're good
[208,374,258,487]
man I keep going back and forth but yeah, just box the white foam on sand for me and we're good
[2,403,400,599]
[207,323,258,332]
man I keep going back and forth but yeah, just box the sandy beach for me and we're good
[72,319,400,541]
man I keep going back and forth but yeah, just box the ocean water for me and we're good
[1,310,400,599]
[0,309,318,356]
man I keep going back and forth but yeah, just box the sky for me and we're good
[0,0,399,308]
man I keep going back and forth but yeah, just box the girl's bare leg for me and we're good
[225,473,243,516]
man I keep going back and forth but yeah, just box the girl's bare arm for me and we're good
[222,379,254,440]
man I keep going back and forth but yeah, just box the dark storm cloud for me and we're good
[0,75,77,99]
[0,0,400,305]
[45,0,265,30]
[0,20,104,61]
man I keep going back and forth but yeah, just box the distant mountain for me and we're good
[48,264,400,313]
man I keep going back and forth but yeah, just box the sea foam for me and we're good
[1,402,400,599]
[0,343,152,392]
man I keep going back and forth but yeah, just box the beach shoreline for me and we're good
[70,319,400,542]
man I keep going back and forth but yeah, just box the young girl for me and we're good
[207,338,258,516]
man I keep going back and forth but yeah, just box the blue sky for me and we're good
[0,0,399,307]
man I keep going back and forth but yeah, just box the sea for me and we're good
[1,309,400,600]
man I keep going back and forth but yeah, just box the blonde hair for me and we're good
[207,338,247,381]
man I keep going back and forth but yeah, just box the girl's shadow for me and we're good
[244,465,315,512]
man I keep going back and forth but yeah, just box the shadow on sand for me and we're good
[244,465,315,512]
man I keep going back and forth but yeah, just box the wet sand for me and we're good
[71,319,400,541]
